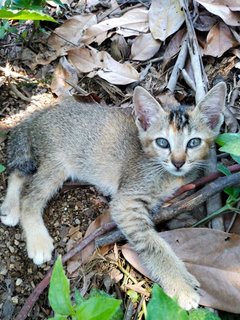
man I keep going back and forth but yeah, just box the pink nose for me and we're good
[172,160,185,169]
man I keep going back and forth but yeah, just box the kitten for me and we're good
[0,82,226,310]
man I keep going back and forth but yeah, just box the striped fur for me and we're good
[1,83,226,310]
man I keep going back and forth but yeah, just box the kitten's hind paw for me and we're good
[0,203,20,226]
[27,231,54,265]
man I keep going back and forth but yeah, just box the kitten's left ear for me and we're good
[195,82,227,131]
[133,86,165,131]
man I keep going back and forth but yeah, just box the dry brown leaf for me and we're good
[163,28,186,64]
[82,7,148,45]
[131,33,161,61]
[111,34,130,61]
[196,0,240,26]
[68,47,139,85]
[194,14,218,32]
[66,212,112,276]
[203,22,239,57]
[122,228,240,313]
[51,57,78,97]
[109,268,123,283]
[48,14,97,55]
[149,0,184,41]
[80,212,112,265]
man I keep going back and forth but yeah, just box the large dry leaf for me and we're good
[82,7,148,45]
[163,28,186,64]
[51,57,78,96]
[196,0,240,26]
[131,33,161,61]
[203,22,238,57]
[68,47,139,85]
[122,228,240,313]
[149,0,184,41]
[48,14,97,55]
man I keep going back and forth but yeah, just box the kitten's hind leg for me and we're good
[20,164,65,265]
[1,170,26,226]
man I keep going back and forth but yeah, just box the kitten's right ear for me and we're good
[133,86,165,131]
[195,82,227,131]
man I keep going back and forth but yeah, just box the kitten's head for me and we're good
[133,83,226,177]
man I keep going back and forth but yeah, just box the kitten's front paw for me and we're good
[165,272,200,310]
[0,203,20,226]
[176,284,200,310]
[27,231,54,265]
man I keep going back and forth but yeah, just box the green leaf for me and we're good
[189,308,221,320]
[11,0,46,9]
[75,290,123,320]
[216,133,240,146]
[51,0,64,7]
[216,133,240,156]
[219,144,240,157]
[224,187,240,198]
[48,315,68,320]
[146,284,188,320]
[0,164,6,173]
[0,26,6,39]
[0,9,56,21]
[48,256,73,316]
[231,154,240,164]
[217,163,231,176]
[74,288,84,306]
[127,289,139,303]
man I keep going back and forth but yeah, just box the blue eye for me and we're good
[187,138,201,148]
[156,138,170,149]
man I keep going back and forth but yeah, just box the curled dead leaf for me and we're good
[48,14,97,55]
[68,47,139,85]
[51,57,78,97]
[82,7,148,45]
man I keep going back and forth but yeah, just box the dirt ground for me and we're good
[1,2,240,319]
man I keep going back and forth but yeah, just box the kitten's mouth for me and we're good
[165,166,188,177]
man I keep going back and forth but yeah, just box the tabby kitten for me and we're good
[0,82,226,310]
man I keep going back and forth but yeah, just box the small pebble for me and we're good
[12,296,18,304]
[16,278,23,286]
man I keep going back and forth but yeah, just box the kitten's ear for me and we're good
[195,82,226,131]
[133,86,165,131]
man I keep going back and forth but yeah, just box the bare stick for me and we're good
[167,36,188,92]
[181,69,196,92]
[179,0,206,102]
[96,172,240,247]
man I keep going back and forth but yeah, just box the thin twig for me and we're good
[96,172,240,247]
[181,69,196,92]
[167,36,188,92]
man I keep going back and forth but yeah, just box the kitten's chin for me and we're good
[165,166,190,177]
[169,170,186,177]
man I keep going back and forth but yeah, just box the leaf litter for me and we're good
[1,0,240,319]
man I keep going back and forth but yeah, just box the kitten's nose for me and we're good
[172,160,185,169]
